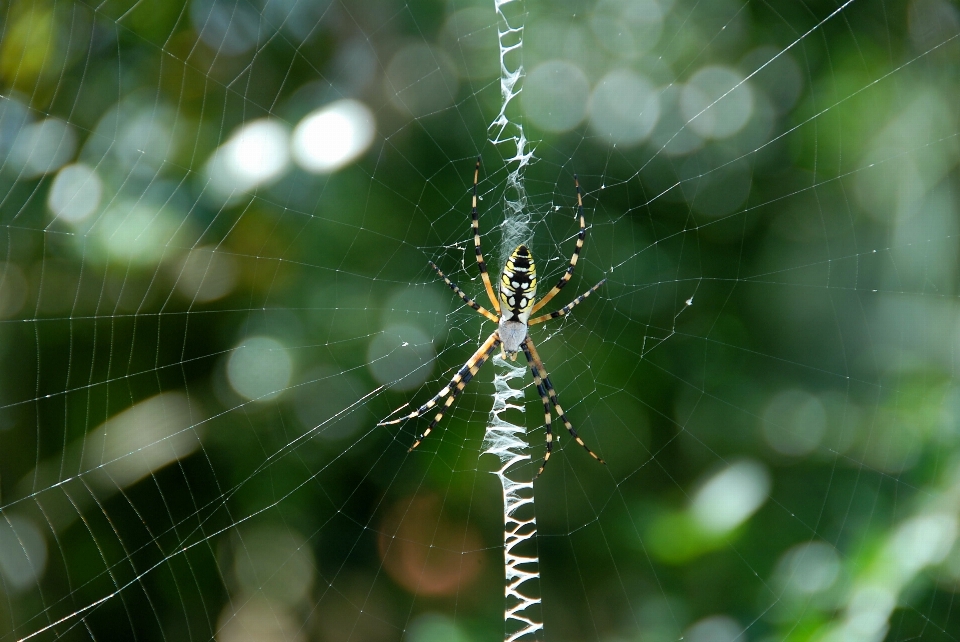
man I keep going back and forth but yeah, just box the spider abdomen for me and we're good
[499,245,537,325]
[499,318,527,355]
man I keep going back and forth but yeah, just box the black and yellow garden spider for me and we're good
[380,159,606,478]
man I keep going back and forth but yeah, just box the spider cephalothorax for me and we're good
[379,159,606,478]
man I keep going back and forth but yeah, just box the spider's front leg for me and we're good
[379,331,501,452]
[429,261,498,323]
[470,157,501,312]
[531,174,588,314]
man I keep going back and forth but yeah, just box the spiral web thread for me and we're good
[481,1,543,640]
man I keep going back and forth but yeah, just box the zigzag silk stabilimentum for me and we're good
[481,1,542,640]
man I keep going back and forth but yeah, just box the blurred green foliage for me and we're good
[1,0,960,641]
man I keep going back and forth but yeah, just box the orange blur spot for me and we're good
[377,494,485,596]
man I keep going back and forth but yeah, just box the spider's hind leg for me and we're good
[522,353,555,479]
[522,337,605,470]
[470,158,501,312]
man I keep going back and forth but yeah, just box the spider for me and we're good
[379,159,606,478]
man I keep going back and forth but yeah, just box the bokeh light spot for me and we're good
[82,97,180,181]
[889,513,957,574]
[684,615,742,642]
[382,284,450,340]
[855,90,955,224]
[191,0,261,56]
[0,514,47,594]
[691,459,770,534]
[81,392,202,488]
[589,69,660,146]
[227,336,293,402]
[173,246,239,303]
[384,44,459,117]
[206,119,290,200]
[762,389,827,456]
[378,495,485,596]
[407,613,473,642]
[367,325,435,392]
[776,541,841,595]
[590,0,664,59]
[232,525,315,606]
[845,584,895,641]
[741,46,803,115]
[48,163,103,223]
[9,118,76,178]
[440,8,499,80]
[681,66,754,139]
[226,120,290,184]
[261,0,333,43]
[95,201,181,265]
[291,99,375,174]
[216,597,305,642]
[0,97,30,159]
[327,38,378,97]
[649,85,704,155]
[525,18,595,72]
[909,0,960,58]
[523,60,590,133]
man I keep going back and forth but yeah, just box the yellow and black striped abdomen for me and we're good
[499,245,537,323]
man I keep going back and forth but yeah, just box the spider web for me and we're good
[1,0,959,641]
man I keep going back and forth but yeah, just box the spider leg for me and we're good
[378,331,499,426]
[523,336,605,468]
[407,333,500,452]
[379,332,501,453]
[531,174,587,313]
[470,157,501,313]
[521,345,555,478]
[429,261,498,323]
[528,278,606,326]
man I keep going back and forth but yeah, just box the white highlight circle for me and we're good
[227,336,293,402]
[680,66,754,140]
[523,60,590,133]
[691,459,771,534]
[48,163,103,223]
[223,119,290,185]
[589,69,660,146]
[10,118,76,178]
[206,119,290,199]
[776,541,841,595]
[0,514,48,593]
[292,99,375,174]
